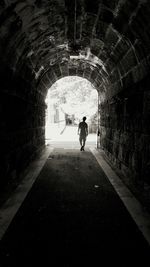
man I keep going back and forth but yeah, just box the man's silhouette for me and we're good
[78,116,88,151]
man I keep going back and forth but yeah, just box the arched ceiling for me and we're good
[0,0,150,100]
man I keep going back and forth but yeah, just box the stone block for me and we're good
[143,91,150,114]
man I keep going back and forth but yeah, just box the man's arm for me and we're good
[86,124,88,136]
[78,124,80,135]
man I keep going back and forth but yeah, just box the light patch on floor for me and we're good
[0,147,54,240]
[90,147,150,246]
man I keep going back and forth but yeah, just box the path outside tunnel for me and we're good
[45,124,97,145]
[0,135,150,266]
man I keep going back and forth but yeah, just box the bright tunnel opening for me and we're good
[45,76,98,147]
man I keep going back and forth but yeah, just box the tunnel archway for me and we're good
[45,75,98,145]
[0,0,150,203]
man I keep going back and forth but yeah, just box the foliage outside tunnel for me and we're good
[45,76,98,140]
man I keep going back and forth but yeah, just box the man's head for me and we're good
[83,116,86,121]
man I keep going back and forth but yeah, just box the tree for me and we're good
[47,76,98,122]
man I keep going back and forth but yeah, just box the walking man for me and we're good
[78,116,88,151]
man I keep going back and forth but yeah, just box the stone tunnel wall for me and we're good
[0,66,46,192]
[99,74,150,188]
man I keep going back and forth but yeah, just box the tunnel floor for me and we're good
[0,147,150,266]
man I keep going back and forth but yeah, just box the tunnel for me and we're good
[0,0,150,265]
[0,0,150,203]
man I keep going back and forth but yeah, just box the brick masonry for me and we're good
[99,74,150,187]
[0,0,150,198]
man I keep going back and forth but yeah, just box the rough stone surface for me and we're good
[99,75,150,188]
[0,0,150,196]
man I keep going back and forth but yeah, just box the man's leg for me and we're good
[79,136,82,147]
[79,136,84,151]
[82,137,86,150]
[79,136,83,151]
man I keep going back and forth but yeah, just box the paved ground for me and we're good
[0,146,150,267]
[45,124,97,144]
